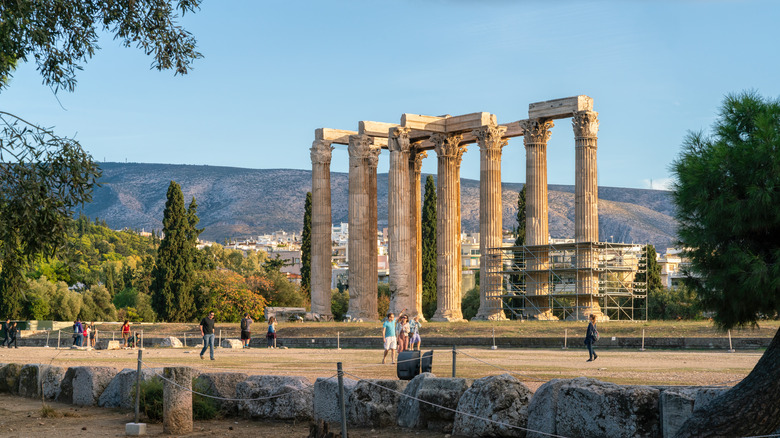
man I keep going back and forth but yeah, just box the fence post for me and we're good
[57,330,61,350]
[452,345,457,378]
[184,332,187,347]
[45,330,50,348]
[113,331,115,341]
[728,330,735,353]
[640,329,646,351]
[135,349,143,423]
[337,331,341,350]
[563,329,568,350]
[141,330,144,350]
[491,327,497,350]
[337,362,348,437]
[218,329,222,348]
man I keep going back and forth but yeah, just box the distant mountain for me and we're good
[81,163,678,251]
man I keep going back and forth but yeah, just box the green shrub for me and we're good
[137,377,164,422]
[331,288,349,321]
[461,286,480,320]
[192,378,218,420]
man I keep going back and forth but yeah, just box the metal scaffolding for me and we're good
[486,242,648,321]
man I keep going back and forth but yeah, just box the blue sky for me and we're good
[4,0,779,189]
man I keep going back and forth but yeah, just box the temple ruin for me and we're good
[309,95,645,322]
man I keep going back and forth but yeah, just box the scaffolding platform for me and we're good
[485,241,648,321]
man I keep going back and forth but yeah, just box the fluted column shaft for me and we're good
[347,134,380,321]
[521,119,556,319]
[431,134,466,322]
[573,111,601,319]
[388,128,413,316]
[474,126,508,321]
[310,140,334,317]
[410,149,426,320]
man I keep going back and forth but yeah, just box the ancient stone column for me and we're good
[410,149,427,321]
[310,139,334,319]
[163,367,193,435]
[347,134,380,321]
[473,125,508,321]
[431,133,466,322]
[388,127,413,315]
[521,119,557,320]
[573,111,603,320]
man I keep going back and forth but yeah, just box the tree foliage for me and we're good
[672,91,780,329]
[0,0,202,93]
[672,91,780,437]
[300,192,312,299]
[421,175,437,319]
[515,185,526,246]
[151,181,196,321]
[635,244,663,294]
[192,270,267,323]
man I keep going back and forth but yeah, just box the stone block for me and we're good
[397,372,435,429]
[104,340,121,350]
[453,373,533,437]
[554,377,660,438]
[160,337,183,348]
[18,364,65,399]
[692,387,728,413]
[348,379,408,428]
[194,372,249,416]
[99,368,162,409]
[221,339,243,349]
[58,366,117,406]
[237,375,313,421]
[657,386,729,438]
[313,375,357,423]
[0,363,23,394]
[415,377,472,433]
[163,367,193,435]
[125,422,147,436]
[526,378,569,438]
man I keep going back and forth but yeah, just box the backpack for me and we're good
[593,325,600,342]
[240,318,248,331]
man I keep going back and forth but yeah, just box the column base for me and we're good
[430,309,465,322]
[472,308,507,321]
[305,312,333,322]
[526,309,559,321]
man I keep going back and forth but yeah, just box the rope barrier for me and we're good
[341,369,571,438]
[139,359,334,402]
[455,349,548,382]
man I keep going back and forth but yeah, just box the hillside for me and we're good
[80,163,678,250]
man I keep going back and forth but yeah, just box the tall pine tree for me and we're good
[300,192,312,300]
[421,175,437,319]
[187,196,204,269]
[151,181,196,322]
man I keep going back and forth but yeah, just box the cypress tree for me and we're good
[300,192,312,300]
[508,186,526,316]
[421,175,437,319]
[151,181,196,322]
[515,185,526,246]
[187,196,204,269]
[635,244,662,293]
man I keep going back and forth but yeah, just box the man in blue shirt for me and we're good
[73,319,84,347]
[381,312,397,364]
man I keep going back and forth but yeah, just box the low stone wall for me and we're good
[0,362,757,437]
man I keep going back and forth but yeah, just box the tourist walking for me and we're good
[121,320,131,349]
[90,322,98,347]
[200,311,216,360]
[240,313,252,348]
[585,313,599,361]
[409,316,422,351]
[381,312,397,364]
[83,322,90,348]
[266,316,277,348]
[1,318,10,347]
[6,322,18,348]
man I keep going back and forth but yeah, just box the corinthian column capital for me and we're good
[431,133,466,161]
[473,125,508,151]
[310,140,334,165]
[572,111,599,138]
[521,119,555,146]
[411,148,428,174]
[389,127,412,153]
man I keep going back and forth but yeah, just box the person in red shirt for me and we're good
[121,320,131,349]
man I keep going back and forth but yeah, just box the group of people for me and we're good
[381,311,422,364]
[1,319,19,348]
[199,311,279,360]
[72,319,98,348]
